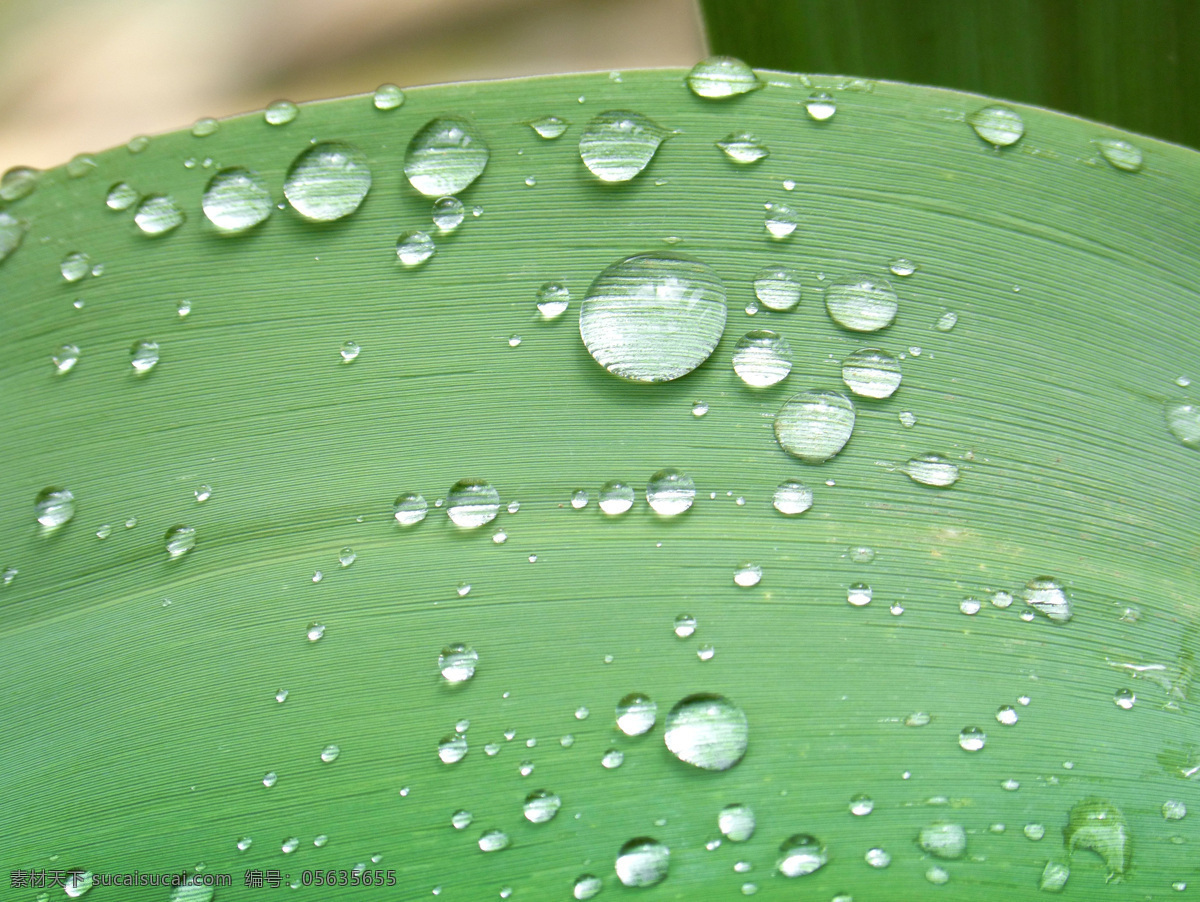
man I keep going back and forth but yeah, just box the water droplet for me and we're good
[61,251,91,282]
[284,142,371,221]
[130,339,160,374]
[126,135,151,153]
[35,487,75,530]
[236,836,253,851]
[264,100,298,126]
[575,705,590,720]
[865,847,892,868]
[616,838,670,887]
[919,822,967,859]
[134,195,185,236]
[1163,799,1187,820]
[716,132,768,164]
[306,622,325,642]
[764,202,799,239]
[373,83,405,110]
[535,281,570,318]
[840,348,902,399]
[334,339,360,364]
[935,311,958,332]
[396,229,436,266]
[199,168,272,234]
[0,211,25,264]
[1114,688,1136,709]
[601,748,625,769]
[697,643,716,661]
[405,116,489,196]
[1023,577,1072,623]
[772,479,813,515]
[523,789,561,823]
[451,809,473,829]
[573,874,602,900]
[845,582,872,607]
[646,468,695,516]
[751,266,802,312]
[615,692,657,736]
[0,165,39,201]
[446,479,500,528]
[190,116,219,137]
[687,56,761,98]
[958,726,986,751]
[274,688,288,704]
[904,454,960,487]
[439,643,478,682]
[429,196,466,234]
[888,258,917,277]
[1165,402,1200,447]
[319,743,340,763]
[568,489,590,510]
[438,733,469,764]
[579,110,670,182]
[507,334,522,347]
[905,711,932,727]
[805,91,836,121]
[850,794,874,816]
[62,871,93,898]
[393,492,428,526]
[711,804,755,843]
[777,834,828,877]
[968,105,1024,147]
[664,693,748,771]
[734,562,762,587]
[1095,137,1143,172]
[1040,860,1070,893]
[774,390,856,462]
[995,704,1018,725]
[478,829,509,852]
[1065,798,1131,880]
[52,344,80,375]
[825,275,898,331]
[165,525,196,559]
[262,771,278,787]
[530,116,569,139]
[597,479,634,515]
[1025,823,1046,840]
[732,330,792,387]
[692,400,709,416]
[105,182,139,211]
[580,252,727,382]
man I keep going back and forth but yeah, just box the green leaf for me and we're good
[1,67,1198,900]
[700,0,1200,149]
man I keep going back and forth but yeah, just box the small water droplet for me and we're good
[0,211,25,263]
[673,613,697,638]
[478,829,509,852]
[732,330,792,386]
[888,258,917,277]
[176,299,192,317]
[919,822,967,859]
[840,348,902,398]
[530,115,569,139]
[439,643,478,682]
[846,582,872,607]
[904,454,960,487]
[1023,577,1072,623]
[751,267,802,313]
[1095,137,1143,172]
[395,229,435,266]
[62,871,93,898]
[1163,800,1187,820]
[1025,823,1046,840]
[201,168,271,233]
[130,339,160,374]
[772,479,813,515]
[865,847,892,868]
[598,480,635,515]
[261,100,298,128]
[716,804,756,842]
[165,525,196,559]
[849,793,874,816]
[579,110,670,182]
[190,116,219,137]
[663,693,748,771]
[1040,860,1070,893]
[716,132,769,164]
[774,390,856,462]
[320,743,340,763]
[570,489,590,510]
[968,105,1024,147]
[446,479,500,528]
[126,135,151,153]
[393,492,428,526]
[52,344,80,375]
[284,142,371,221]
[236,836,253,852]
[692,400,709,416]
[438,733,469,764]
[61,251,91,282]
[958,726,986,751]
[535,281,569,318]
[1114,688,1136,709]
[996,705,1018,725]
[103,182,138,212]
[764,202,799,239]
[274,688,288,704]
[35,487,75,530]
[336,339,361,363]
[508,334,522,347]
[777,834,828,877]
[455,582,471,597]
[734,562,762,587]
[616,837,670,887]
[825,275,898,331]
[601,748,625,769]
[523,789,561,823]
[134,195,185,236]
[373,83,405,110]
[572,874,602,900]
[1165,402,1200,447]
[305,622,325,642]
[263,771,278,787]
[687,56,762,98]
[935,311,958,332]
[646,468,695,516]
[0,165,39,201]
[615,692,657,736]
[451,809,473,830]
[1065,798,1131,880]
[405,116,490,196]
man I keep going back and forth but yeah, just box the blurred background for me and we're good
[0,0,706,172]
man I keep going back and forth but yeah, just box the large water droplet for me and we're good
[646,469,695,516]
[134,195,185,235]
[616,693,657,735]
[35,487,75,530]
[264,100,298,126]
[719,804,756,842]
[0,166,39,201]
[396,230,436,266]
[130,339,160,374]
[573,874,602,900]
[903,454,960,487]
[1065,798,1131,880]
[404,116,489,196]
[753,265,801,311]
[523,789,562,823]
[373,83,405,110]
[968,105,1024,147]
[716,132,768,164]
[1023,577,1072,623]
[580,252,726,382]
[284,142,371,221]
[615,838,670,887]
[918,822,967,859]
[165,525,196,559]
[598,479,634,515]
[663,693,748,771]
[202,168,271,233]
[1165,402,1200,447]
[777,835,827,877]
[825,275,898,331]
[774,390,856,462]
[842,348,902,398]
[1095,137,1143,172]
[732,330,792,387]
[0,211,25,263]
[446,479,500,528]
[440,643,478,682]
[579,111,670,182]
[686,56,761,98]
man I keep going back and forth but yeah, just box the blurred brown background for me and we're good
[0,0,705,173]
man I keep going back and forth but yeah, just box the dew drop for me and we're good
[373,83,405,110]
[105,182,139,211]
[825,275,898,331]
[523,789,562,823]
[580,252,726,382]
[1113,688,1136,709]
[446,479,500,528]
[1096,137,1143,172]
[431,196,465,233]
[646,468,695,516]
[61,251,91,283]
[850,794,874,816]
[926,866,950,885]
[1040,860,1070,893]
[1165,402,1200,447]
[1023,577,1072,623]
[692,400,709,416]
[202,168,271,233]
[438,733,468,764]
[774,390,856,462]
[968,105,1024,147]
[530,115,568,139]
[439,643,478,682]
[262,771,278,787]
[601,748,625,769]
[0,166,39,201]
[599,480,634,515]
[847,582,872,606]
[958,726,986,751]
[69,155,98,177]
[996,705,1018,725]
[841,348,902,398]
[1163,800,1187,820]
[773,479,813,515]
[130,339,160,374]
[284,142,371,221]
[888,258,917,277]
[906,711,931,727]
[764,202,799,239]
[716,132,768,164]
[616,693,657,736]
[134,195,185,236]
[570,489,590,510]
[165,525,196,559]
[847,545,875,563]
[452,809,473,830]
[734,562,762,587]
[616,838,670,887]
[394,492,428,526]
[126,135,150,153]
[936,311,958,332]
[573,874,602,900]
[320,743,340,763]
[35,487,75,530]
[777,834,827,877]
[306,622,325,642]
[753,265,802,311]
[903,454,960,487]
[405,116,489,196]
[687,56,761,98]
[478,829,509,852]
[52,344,80,375]
[865,847,892,868]
[579,111,670,182]
[697,643,715,661]
[264,100,298,126]
[674,613,697,638]
[62,871,93,898]
[1065,798,1131,880]
[805,91,836,121]
[1025,823,1046,840]
[719,804,756,842]
[918,822,967,859]
[396,229,436,266]
[663,693,748,771]
[733,330,792,386]
[339,340,360,363]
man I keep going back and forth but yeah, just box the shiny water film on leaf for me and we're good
[284,142,371,221]
[579,110,670,182]
[404,116,490,196]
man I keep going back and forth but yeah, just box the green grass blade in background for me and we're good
[0,68,1198,900]
[700,0,1200,150]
